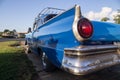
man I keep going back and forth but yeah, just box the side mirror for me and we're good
[27,27,32,33]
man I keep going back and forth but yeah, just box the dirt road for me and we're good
[0,38,24,42]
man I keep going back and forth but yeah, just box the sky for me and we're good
[0,0,120,32]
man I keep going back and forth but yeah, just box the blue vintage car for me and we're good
[25,5,120,75]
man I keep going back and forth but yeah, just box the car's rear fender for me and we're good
[91,21,120,42]
[34,6,81,68]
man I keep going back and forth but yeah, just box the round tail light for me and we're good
[77,18,93,38]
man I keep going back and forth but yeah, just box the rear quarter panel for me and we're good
[33,7,80,67]
[91,21,120,41]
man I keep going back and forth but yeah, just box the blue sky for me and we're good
[0,0,120,32]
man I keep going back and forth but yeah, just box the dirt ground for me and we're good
[21,41,120,80]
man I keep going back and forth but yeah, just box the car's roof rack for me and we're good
[34,7,65,27]
[37,7,65,18]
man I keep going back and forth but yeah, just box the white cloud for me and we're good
[84,7,118,22]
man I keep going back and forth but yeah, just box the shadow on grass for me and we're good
[0,51,38,80]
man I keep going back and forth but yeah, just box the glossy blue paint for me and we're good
[91,21,120,41]
[25,33,39,55]
[33,7,81,67]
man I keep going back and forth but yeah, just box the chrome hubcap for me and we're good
[42,52,46,67]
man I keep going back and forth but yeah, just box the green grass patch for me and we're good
[0,41,36,80]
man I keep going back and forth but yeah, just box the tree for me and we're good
[101,17,110,22]
[4,29,9,33]
[0,32,3,37]
[113,10,120,24]
[12,29,17,36]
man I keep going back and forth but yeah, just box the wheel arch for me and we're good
[37,47,43,56]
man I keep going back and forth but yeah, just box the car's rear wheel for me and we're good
[42,52,56,72]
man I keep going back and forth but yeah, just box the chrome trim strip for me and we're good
[65,45,118,51]
[72,5,84,41]
[64,45,120,56]
[65,50,117,56]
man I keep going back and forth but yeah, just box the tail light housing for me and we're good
[77,18,93,38]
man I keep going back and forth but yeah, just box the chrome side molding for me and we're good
[64,45,120,56]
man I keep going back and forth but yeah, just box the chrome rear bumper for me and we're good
[62,45,120,75]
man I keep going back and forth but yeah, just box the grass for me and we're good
[0,41,37,80]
